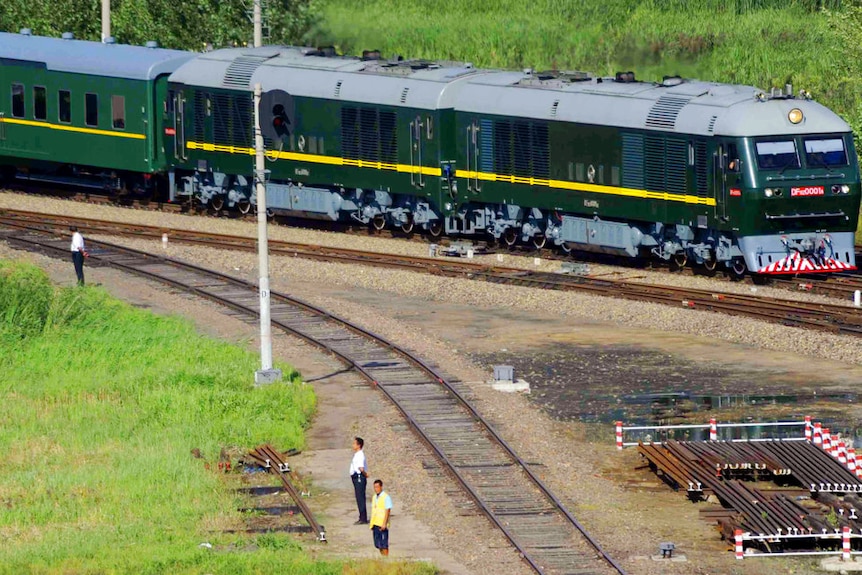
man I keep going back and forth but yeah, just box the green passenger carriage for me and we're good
[0,30,193,193]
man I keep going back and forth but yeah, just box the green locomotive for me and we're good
[166,45,859,276]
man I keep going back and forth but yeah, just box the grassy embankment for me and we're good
[0,260,435,575]
[317,0,862,241]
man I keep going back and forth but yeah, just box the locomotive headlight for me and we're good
[842,184,850,194]
[764,188,774,197]
[788,108,804,124]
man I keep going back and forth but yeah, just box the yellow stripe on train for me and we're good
[0,117,146,140]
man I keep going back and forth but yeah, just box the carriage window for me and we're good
[755,140,799,170]
[11,84,24,118]
[58,90,71,123]
[804,137,847,167]
[85,93,98,127]
[33,86,46,120]
[111,95,125,129]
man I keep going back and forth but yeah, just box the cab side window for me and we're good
[59,90,71,123]
[85,93,98,127]
[112,95,125,129]
[11,83,25,118]
[33,87,46,121]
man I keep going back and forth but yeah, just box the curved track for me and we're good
[0,224,626,575]
[2,208,862,338]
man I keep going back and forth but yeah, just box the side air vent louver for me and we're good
[621,133,644,189]
[400,87,410,104]
[550,99,560,118]
[334,81,343,97]
[645,95,691,130]
[707,115,718,134]
[222,55,271,88]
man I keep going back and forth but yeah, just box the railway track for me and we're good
[5,186,862,297]
[2,208,862,338]
[0,224,626,575]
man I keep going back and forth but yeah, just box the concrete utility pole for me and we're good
[253,0,262,48]
[101,0,111,42]
[253,83,281,385]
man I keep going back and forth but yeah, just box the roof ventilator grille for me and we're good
[645,95,691,130]
[222,55,271,88]
[550,100,560,118]
[707,115,718,134]
[400,87,410,104]
[334,81,343,97]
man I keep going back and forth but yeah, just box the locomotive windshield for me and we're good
[804,137,848,167]
[755,140,799,170]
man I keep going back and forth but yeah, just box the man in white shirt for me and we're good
[349,437,368,524]
[70,226,87,286]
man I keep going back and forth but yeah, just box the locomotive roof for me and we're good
[169,45,851,137]
[0,31,194,81]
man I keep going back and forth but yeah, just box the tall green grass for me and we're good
[0,260,434,575]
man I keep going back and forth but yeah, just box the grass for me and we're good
[0,259,436,575]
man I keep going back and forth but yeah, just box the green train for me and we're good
[1,31,859,276]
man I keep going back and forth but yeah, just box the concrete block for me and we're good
[254,368,283,385]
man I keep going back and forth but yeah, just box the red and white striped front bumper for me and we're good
[757,252,856,274]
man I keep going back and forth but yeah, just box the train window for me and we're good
[575,163,584,182]
[33,86,46,121]
[318,137,325,155]
[804,137,847,167]
[11,83,24,118]
[611,166,620,186]
[85,93,98,127]
[58,90,71,123]
[308,136,317,154]
[568,162,574,181]
[755,140,799,170]
[598,165,605,184]
[111,95,125,129]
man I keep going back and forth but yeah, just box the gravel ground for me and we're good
[0,190,854,310]
[85,232,862,366]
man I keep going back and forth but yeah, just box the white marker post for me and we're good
[254,82,281,385]
[101,0,110,42]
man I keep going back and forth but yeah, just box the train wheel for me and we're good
[751,274,771,286]
[371,214,386,231]
[266,208,275,219]
[702,253,718,276]
[671,252,688,271]
[237,200,252,215]
[531,234,547,250]
[211,196,225,212]
[427,220,443,238]
[559,242,572,255]
[503,228,518,249]
[399,216,415,236]
[729,258,747,281]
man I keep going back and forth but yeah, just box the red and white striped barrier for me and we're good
[616,421,623,451]
[735,529,744,560]
[832,435,841,458]
[823,430,832,453]
[844,526,851,561]
[710,418,717,441]
[839,441,848,466]
[848,448,857,474]
[814,422,823,445]
[805,416,812,442]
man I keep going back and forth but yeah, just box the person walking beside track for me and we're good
[70,226,87,286]
[350,437,369,525]
[370,479,392,556]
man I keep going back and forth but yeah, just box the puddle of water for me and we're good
[468,344,861,439]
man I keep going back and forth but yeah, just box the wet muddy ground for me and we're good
[467,344,862,443]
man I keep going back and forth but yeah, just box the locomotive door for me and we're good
[466,121,481,194]
[409,116,424,188]
[170,91,187,161]
[713,144,728,222]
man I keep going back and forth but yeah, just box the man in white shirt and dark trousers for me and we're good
[70,226,86,286]
[350,437,369,525]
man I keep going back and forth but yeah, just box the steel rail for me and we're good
[0,226,626,575]
[1,209,861,338]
